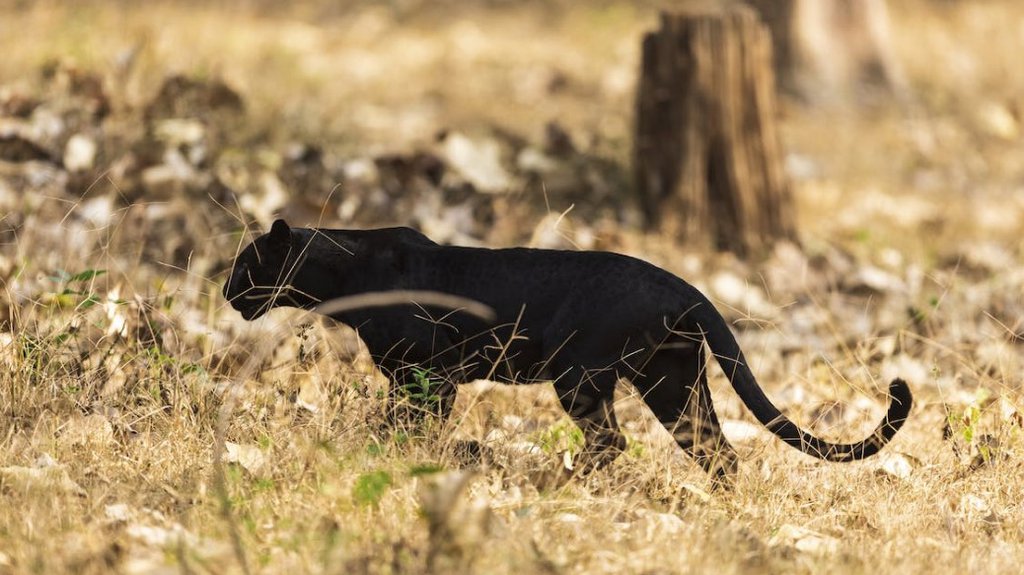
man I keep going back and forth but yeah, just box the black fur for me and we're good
[224,220,913,482]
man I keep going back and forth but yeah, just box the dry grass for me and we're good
[2,1,1024,574]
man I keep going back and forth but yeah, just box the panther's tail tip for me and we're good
[887,378,913,421]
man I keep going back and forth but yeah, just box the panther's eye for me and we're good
[229,262,249,297]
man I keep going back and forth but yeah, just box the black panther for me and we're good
[223,219,912,483]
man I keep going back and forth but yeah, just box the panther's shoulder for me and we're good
[303,226,438,253]
[383,226,438,247]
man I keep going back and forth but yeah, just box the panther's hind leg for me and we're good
[552,366,626,474]
[633,345,738,487]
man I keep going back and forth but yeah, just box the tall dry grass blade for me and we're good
[316,290,496,323]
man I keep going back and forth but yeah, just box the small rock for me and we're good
[140,164,185,198]
[880,355,930,388]
[709,271,777,319]
[441,132,512,194]
[239,171,289,228]
[554,513,583,524]
[516,147,558,174]
[721,419,768,444]
[78,194,115,227]
[874,452,916,480]
[63,134,97,172]
[844,265,906,295]
[342,157,380,186]
[962,242,1015,272]
[154,118,205,147]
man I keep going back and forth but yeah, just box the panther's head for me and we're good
[223,219,310,320]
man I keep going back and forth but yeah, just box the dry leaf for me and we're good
[678,483,712,503]
[295,375,326,413]
[223,441,268,477]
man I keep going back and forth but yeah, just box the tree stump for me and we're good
[634,5,794,256]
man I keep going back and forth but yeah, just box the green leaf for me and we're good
[181,363,206,375]
[50,292,79,308]
[67,269,107,283]
[77,295,101,309]
[353,470,393,507]
[253,478,276,492]
[408,463,445,477]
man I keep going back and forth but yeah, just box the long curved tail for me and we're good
[693,297,913,462]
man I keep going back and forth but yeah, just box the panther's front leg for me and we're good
[553,368,626,474]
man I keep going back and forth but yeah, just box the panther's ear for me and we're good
[268,219,291,249]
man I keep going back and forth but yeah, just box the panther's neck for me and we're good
[292,227,442,305]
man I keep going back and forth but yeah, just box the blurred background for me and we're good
[2,0,1022,259]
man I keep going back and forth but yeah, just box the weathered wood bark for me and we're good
[746,0,906,102]
[634,5,794,256]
